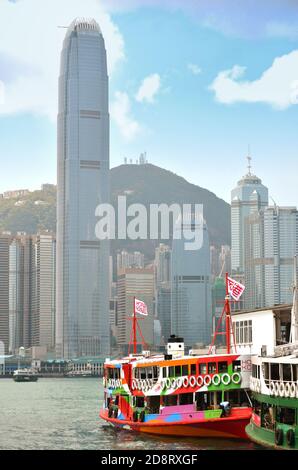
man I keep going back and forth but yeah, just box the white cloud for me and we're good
[187,63,202,75]
[0,0,125,121]
[111,91,141,141]
[209,50,298,109]
[135,73,161,103]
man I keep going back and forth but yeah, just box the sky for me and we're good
[0,0,298,206]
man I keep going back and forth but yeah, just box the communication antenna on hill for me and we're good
[57,26,68,28]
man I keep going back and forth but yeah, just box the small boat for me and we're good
[65,369,93,378]
[100,277,253,439]
[246,256,298,449]
[13,368,38,382]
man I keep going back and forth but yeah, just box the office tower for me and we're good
[245,206,298,309]
[154,244,171,342]
[9,238,24,353]
[116,268,154,353]
[154,244,171,285]
[171,219,212,348]
[56,18,110,358]
[231,156,268,275]
[219,245,231,277]
[0,234,11,354]
[32,234,56,351]
[116,250,145,272]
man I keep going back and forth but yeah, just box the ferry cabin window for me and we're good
[147,367,153,379]
[169,366,175,377]
[252,364,259,379]
[199,363,207,375]
[153,366,159,379]
[163,395,178,406]
[263,362,269,381]
[135,396,145,408]
[218,362,228,373]
[282,364,291,382]
[182,365,189,376]
[162,367,167,378]
[270,363,280,381]
[233,360,241,372]
[208,363,217,374]
[140,368,146,379]
[179,393,193,405]
[175,365,182,377]
[276,407,295,426]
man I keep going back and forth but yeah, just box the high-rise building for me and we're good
[154,244,171,342]
[32,234,56,351]
[56,18,110,358]
[0,234,12,354]
[154,244,171,285]
[245,206,298,309]
[9,238,24,353]
[116,268,154,353]
[171,219,212,348]
[231,156,268,275]
[116,250,145,272]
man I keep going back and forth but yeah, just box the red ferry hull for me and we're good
[100,408,251,439]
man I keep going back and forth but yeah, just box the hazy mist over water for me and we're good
[0,378,262,450]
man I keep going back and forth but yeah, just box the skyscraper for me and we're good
[231,156,268,275]
[56,18,110,358]
[245,206,298,309]
[0,233,11,354]
[171,219,212,348]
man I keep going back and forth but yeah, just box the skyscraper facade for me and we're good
[231,159,268,275]
[245,206,298,309]
[56,18,110,358]
[0,234,11,354]
[171,220,212,348]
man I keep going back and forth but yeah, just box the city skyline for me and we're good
[0,0,298,208]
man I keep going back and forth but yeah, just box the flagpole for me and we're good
[225,272,231,354]
[133,296,137,354]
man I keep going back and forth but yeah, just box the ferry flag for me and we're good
[134,298,148,316]
[227,277,245,301]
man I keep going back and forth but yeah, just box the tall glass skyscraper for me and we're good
[171,219,212,348]
[56,18,110,359]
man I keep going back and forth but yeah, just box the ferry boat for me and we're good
[100,276,253,439]
[13,368,38,382]
[246,257,298,449]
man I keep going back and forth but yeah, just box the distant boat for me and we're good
[13,368,38,382]
[65,369,94,378]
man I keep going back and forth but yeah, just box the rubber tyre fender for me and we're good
[275,428,283,446]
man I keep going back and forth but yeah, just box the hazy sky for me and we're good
[0,0,298,206]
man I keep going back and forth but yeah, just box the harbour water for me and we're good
[0,378,261,450]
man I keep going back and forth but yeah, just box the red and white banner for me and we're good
[134,298,148,316]
[227,277,245,301]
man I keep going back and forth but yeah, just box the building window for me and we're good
[235,320,252,345]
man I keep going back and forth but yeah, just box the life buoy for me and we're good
[231,372,241,385]
[279,382,285,397]
[131,379,136,391]
[189,376,197,388]
[221,373,231,386]
[275,428,283,446]
[176,377,183,389]
[285,382,291,398]
[286,429,295,447]
[212,374,221,386]
[165,378,171,389]
[182,377,189,388]
[171,378,177,389]
[137,380,142,391]
[203,375,212,387]
[148,379,154,389]
[269,381,275,396]
[290,382,296,398]
[196,376,204,387]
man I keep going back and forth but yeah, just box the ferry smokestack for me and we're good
[166,334,185,358]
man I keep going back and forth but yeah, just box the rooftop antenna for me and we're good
[247,145,252,176]
[57,26,69,29]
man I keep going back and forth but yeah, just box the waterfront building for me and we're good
[56,18,110,358]
[231,156,268,275]
[116,268,154,353]
[245,206,298,310]
[171,218,212,348]
[0,233,12,354]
